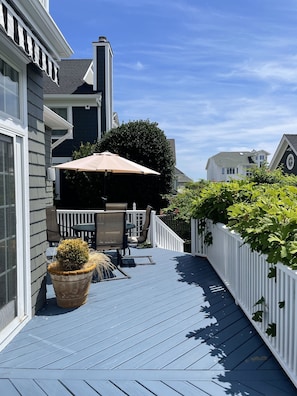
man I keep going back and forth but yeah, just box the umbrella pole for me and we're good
[101,171,108,206]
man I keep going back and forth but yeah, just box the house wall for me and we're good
[206,161,218,181]
[53,107,98,157]
[96,46,107,133]
[27,64,49,314]
[207,161,235,182]
[0,0,72,351]
[279,148,297,175]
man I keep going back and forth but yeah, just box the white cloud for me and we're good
[119,61,145,71]
[51,0,297,180]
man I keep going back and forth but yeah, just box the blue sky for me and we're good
[50,0,297,180]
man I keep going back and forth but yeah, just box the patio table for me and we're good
[72,222,135,247]
[72,221,135,235]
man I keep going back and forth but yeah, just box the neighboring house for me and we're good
[206,150,269,181]
[44,59,189,201]
[167,139,193,191]
[173,168,193,192]
[44,36,118,200]
[269,134,297,174]
[0,0,72,351]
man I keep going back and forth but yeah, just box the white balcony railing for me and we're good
[56,209,184,252]
[191,218,297,388]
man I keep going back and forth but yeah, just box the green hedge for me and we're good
[191,179,297,269]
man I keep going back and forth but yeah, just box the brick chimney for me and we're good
[93,36,113,134]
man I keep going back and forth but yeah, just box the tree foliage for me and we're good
[58,142,100,208]
[162,180,209,223]
[95,120,175,210]
[58,120,175,210]
[161,166,297,269]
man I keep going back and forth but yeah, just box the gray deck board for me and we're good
[0,248,296,395]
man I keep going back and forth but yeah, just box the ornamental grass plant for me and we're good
[88,251,116,281]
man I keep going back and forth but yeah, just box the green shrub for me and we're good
[228,184,297,268]
[191,180,255,224]
[56,239,89,271]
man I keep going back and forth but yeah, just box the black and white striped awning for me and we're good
[0,0,59,85]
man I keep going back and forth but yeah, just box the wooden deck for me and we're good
[0,248,296,395]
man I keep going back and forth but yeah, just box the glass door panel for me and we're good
[0,134,16,331]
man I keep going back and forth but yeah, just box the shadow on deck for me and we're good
[0,248,295,395]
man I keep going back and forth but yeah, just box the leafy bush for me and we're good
[162,180,209,222]
[187,167,297,269]
[191,180,255,224]
[228,184,297,269]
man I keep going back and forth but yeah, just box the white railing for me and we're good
[154,216,184,252]
[191,218,297,388]
[56,209,184,252]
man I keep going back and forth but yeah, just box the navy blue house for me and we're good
[44,36,119,202]
[270,134,297,175]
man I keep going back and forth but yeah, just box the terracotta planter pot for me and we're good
[48,262,96,308]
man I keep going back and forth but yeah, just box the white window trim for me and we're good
[0,51,31,352]
[286,153,295,170]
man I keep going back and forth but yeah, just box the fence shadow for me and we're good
[174,254,295,395]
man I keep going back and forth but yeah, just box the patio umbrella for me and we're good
[54,151,160,201]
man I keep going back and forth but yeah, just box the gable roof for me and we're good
[269,134,297,170]
[206,150,270,170]
[44,59,93,94]
[282,134,297,152]
[175,167,193,183]
[206,151,253,169]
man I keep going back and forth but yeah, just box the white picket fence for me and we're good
[191,218,297,388]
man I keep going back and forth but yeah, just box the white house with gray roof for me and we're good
[206,150,269,181]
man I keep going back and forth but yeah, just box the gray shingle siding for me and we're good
[27,64,49,314]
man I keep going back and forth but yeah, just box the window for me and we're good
[226,168,237,175]
[246,168,253,177]
[286,153,294,170]
[0,59,20,119]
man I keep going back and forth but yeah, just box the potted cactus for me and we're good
[47,239,113,308]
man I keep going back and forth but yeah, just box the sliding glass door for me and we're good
[0,134,16,331]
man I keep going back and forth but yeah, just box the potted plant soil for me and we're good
[48,239,113,308]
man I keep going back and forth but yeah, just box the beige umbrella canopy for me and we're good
[54,151,160,201]
[54,151,160,175]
